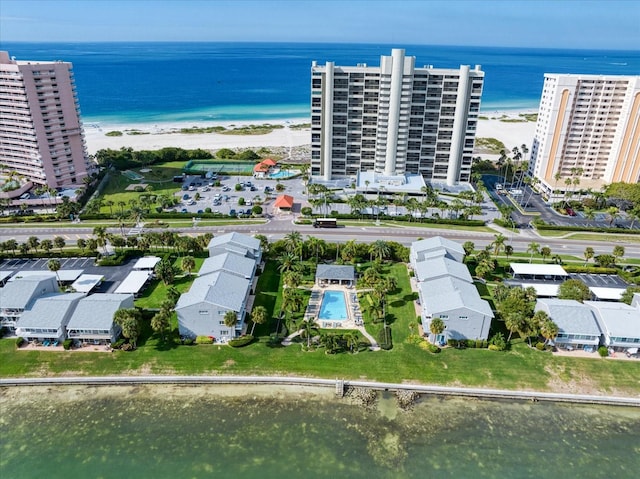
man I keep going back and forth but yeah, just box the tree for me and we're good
[151,309,171,341]
[557,279,591,302]
[284,231,304,261]
[491,234,507,257]
[278,252,299,274]
[606,206,619,227]
[583,247,595,266]
[540,246,551,262]
[26,236,40,253]
[224,310,238,330]
[53,236,66,253]
[620,286,640,305]
[594,254,616,268]
[504,245,514,260]
[250,305,268,335]
[369,240,390,262]
[282,287,304,314]
[181,255,196,276]
[612,245,625,262]
[462,241,475,260]
[299,318,318,349]
[47,259,61,288]
[282,270,302,289]
[540,318,559,346]
[526,242,540,263]
[114,308,142,348]
[154,259,176,285]
[341,239,359,263]
[40,239,53,255]
[429,317,445,344]
[504,312,528,342]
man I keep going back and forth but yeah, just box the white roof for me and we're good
[9,269,83,282]
[414,256,472,283]
[176,271,250,312]
[114,271,151,294]
[510,263,568,276]
[71,274,105,293]
[585,301,640,339]
[16,293,85,330]
[589,287,626,300]
[133,256,161,270]
[521,283,560,297]
[0,270,14,283]
[420,276,493,317]
[535,299,601,337]
[67,293,135,330]
[199,252,256,279]
[411,236,465,257]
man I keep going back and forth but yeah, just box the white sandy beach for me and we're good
[83,110,538,158]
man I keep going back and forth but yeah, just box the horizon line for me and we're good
[1,40,638,53]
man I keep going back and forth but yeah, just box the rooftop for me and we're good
[414,256,472,283]
[420,276,493,317]
[199,252,256,279]
[207,232,260,255]
[16,293,85,330]
[114,271,151,295]
[316,264,355,281]
[536,299,601,336]
[176,271,250,312]
[585,301,640,339]
[67,293,134,330]
[0,275,57,310]
[510,263,568,276]
[133,256,161,270]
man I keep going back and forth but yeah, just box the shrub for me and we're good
[447,339,458,348]
[488,333,506,351]
[598,346,609,357]
[15,337,25,348]
[377,325,393,350]
[121,342,134,351]
[238,197,246,206]
[195,335,214,345]
[182,338,195,346]
[111,338,126,350]
[475,339,484,349]
[535,342,546,351]
[466,339,475,348]
[427,343,441,354]
[228,335,254,347]
[63,338,73,350]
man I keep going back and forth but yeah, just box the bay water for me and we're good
[1,384,639,478]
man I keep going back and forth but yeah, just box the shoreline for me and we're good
[82,109,538,156]
[2,375,639,407]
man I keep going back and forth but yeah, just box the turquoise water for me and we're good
[319,290,348,320]
[269,170,297,179]
[2,43,638,124]
[1,385,639,479]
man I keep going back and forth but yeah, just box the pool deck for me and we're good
[296,285,379,350]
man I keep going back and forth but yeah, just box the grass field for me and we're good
[2,260,639,395]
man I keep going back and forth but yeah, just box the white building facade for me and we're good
[310,49,484,185]
[529,73,640,199]
[0,51,92,189]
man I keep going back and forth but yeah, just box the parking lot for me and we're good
[0,256,139,294]
[174,175,307,216]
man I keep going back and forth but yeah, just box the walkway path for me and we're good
[282,326,380,351]
[2,376,638,407]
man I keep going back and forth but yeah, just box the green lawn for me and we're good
[2,260,640,396]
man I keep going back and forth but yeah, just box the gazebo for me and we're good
[273,194,294,213]
[316,264,356,287]
[253,158,277,178]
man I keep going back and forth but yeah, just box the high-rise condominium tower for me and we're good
[529,73,640,198]
[0,51,91,189]
[310,49,484,186]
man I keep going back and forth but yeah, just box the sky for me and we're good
[1,0,638,50]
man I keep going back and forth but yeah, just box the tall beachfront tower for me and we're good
[529,73,640,199]
[310,49,484,186]
[0,51,91,189]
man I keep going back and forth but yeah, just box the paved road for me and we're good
[2,217,639,259]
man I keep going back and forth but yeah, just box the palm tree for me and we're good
[41,239,53,255]
[250,305,268,335]
[151,309,171,340]
[26,236,40,253]
[299,318,318,348]
[47,259,61,288]
[154,259,176,285]
[583,247,595,265]
[345,331,359,353]
[606,206,619,227]
[505,312,527,342]
[305,235,326,263]
[429,317,445,344]
[278,252,299,274]
[284,231,303,260]
[104,200,115,217]
[527,242,540,263]
[368,240,390,262]
[491,233,507,257]
[341,239,359,263]
[181,255,196,276]
[540,246,551,262]
[114,308,142,349]
[282,287,304,314]
[504,245,514,260]
[53,236,66,253]
[462,241,475,261]
[224,310,238,330]
[612,245,625,262]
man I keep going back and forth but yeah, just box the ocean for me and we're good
[0,42,638,124]
[1,385,639,479]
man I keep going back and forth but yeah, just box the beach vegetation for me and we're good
[474,137,506,154]
[105,130,123,136]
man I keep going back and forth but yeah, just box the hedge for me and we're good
[228,335,254,347]
[535,222,640,235]
[562,265,618,274]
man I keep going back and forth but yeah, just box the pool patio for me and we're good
[303,285,363,329]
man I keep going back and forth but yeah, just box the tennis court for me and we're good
[183,160,254,175]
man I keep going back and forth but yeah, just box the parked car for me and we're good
[229,209,237,217]
[181,208,188,213]
[566,207,576,216]
[246,200,253,206]
[182,194,190,200]
[250,186,257,191]
[188,185,195,191]
[222,185,231,192]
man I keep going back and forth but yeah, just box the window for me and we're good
[439,315,449,320]
[458,316,468,321]
[199,310,208,315]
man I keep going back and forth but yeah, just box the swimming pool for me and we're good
[269,170,297,179]
[318,290,348,321]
